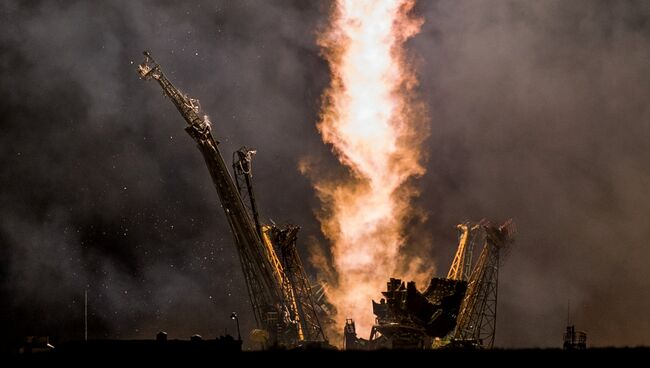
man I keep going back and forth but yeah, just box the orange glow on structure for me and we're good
[309,0,428,338]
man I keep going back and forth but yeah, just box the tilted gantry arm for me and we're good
[137,51,307,345]
[138,51,210,133]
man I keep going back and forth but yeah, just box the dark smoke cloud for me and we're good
[0,0,330,351]
[412,0,650,347]
[0,0,647,351]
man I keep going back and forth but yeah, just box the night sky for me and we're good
[1,0,648,351]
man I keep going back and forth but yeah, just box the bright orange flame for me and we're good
[309,0,428,338]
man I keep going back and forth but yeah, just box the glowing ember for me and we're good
[307,0,428,338]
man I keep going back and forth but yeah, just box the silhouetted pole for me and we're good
[230,312,241,341]
[84,290,88,341]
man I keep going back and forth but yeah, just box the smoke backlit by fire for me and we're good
[306,0,428,338]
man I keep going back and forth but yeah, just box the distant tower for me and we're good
[563,325,587,350]
[563,300,587,350]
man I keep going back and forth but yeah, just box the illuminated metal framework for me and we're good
[453,220,515,348]
[447,223,480,281]
[137,51,326,346]
[275,225,328,341]
[233,148,326,342]
[342,219,514,350]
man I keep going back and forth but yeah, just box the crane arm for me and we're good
[137,51,300,343]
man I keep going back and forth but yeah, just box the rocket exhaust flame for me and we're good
[306,0,428,338]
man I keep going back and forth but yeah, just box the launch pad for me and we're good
[137,51,515,350]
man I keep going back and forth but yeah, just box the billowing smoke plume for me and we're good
[302,0,429,337]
